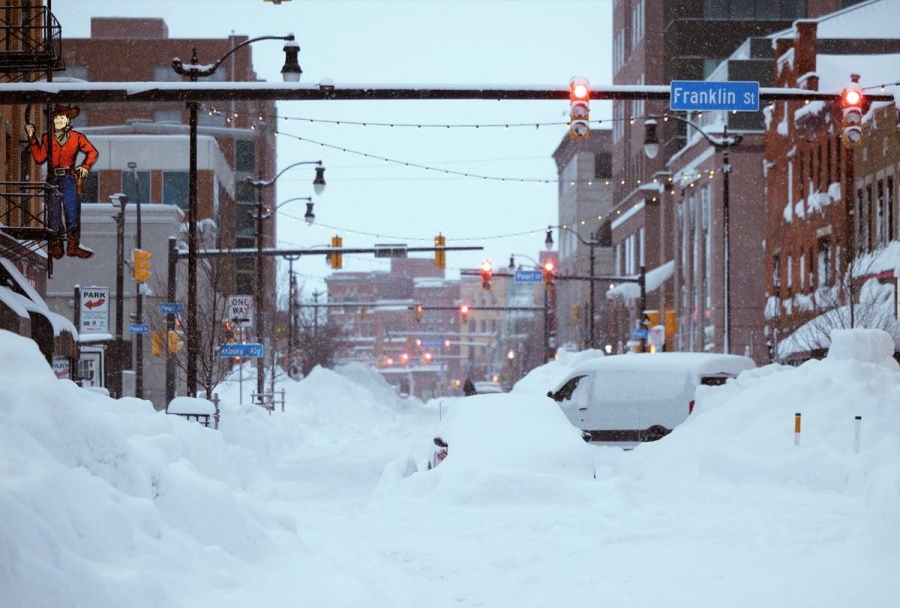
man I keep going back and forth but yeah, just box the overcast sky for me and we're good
[54,0,613,292]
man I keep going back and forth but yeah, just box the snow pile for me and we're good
[511,348,605,395]
[385,393,598,504]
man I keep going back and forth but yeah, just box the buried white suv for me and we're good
[547,352,756,443]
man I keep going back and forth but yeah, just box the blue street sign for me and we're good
[159,302,184,314]
[631,327,649,340]
[514,269,543,283]
[670,80,759,112]
[219,343,264,359]
[128,323,150,334]
[421,338,445,347]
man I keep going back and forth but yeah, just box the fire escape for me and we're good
[0,4,64,273]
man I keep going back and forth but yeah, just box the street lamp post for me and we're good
[508,253,552,364]
[246,162,325,399]
[545,225,601,350]
[127,162,145,398]
[172,33,300,398]
[110,193,128,399]
[643,115,742,354]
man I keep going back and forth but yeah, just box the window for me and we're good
[631,0,644,49]
[799,251,805,289]
[561,157,577,193]
[81,173,99,203]
[885,175,895,242]
[236,139,256,173]
[787,254,793,288]
[877,180,885,246]
[122,171,150,204]
[163,171,189,209]
[154,108,182,123]
[816,237,832,287]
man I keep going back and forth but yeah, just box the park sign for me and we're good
[670,80,759,113]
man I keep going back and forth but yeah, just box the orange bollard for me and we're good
[794,412,801,446]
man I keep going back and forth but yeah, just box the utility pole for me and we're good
[112,194,127,398]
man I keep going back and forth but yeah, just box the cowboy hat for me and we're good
[51,104,80,119]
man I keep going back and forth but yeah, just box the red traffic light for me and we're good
[480,260,493,291]
[481,261,492,273]
[460,304,469,314]
[842,88,862,107]
[543,261,554,273]
[570,76,590,101]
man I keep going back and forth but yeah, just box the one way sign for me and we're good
[228,295,254,328]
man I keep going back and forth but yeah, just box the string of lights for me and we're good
[201,104,616,130]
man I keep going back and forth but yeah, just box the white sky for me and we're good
[3,326,900,607]
[52,0,614,292]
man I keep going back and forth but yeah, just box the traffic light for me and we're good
[151,331,163,357]
[841,74,865,147]
[642,310,660,328]
[460,304,469,323]
[480,260,493,291]
[542,261,555,289]
[414,304,423,323]
[570,305,581,325]
[330,235,343,269]
[434,233,446,269]
[360,305,368,319]
[133,248,152,283]
[569,76,590,139]
[167,330,184,353]
[223,320,235,343]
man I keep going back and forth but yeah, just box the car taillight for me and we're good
[689,400,695,414]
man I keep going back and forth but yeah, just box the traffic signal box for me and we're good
[569,76,590,140]
[434,234,446,269]
[414,305,423,323]
[841,74,865,147]
[330,235,343,269]
[151,330,184,357]
[460,304,469,323]
[642,310,660,328]
[133,248,152,283]
[480,261,493,291]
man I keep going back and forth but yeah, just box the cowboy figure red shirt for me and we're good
[26,104,98,259]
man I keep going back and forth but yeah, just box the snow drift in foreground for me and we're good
[2,328,900,607]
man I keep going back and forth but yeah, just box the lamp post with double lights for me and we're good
[544,224,602,350]
[246,162,325,399]
[643,115,742,354]
[171,33,301,397]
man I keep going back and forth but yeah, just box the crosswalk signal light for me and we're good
[133,248,153,283]
[480,260,493,291]
[434,234,446,269]
[841,74,865,147]
[569,76,590,140]
[460,304,469,323]
[330,235,343,269]
[543,261,555,289]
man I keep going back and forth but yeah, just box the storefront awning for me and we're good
[606,260,675,301]
[0,258,78,338]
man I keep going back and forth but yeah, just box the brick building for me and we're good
[763,1,900,361]
[609,0,851,358]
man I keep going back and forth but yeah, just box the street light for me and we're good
[127,162,146,398]
[110,192,129,399]
[643,115,742,354]
[172,33,298,398]
[509,253,552,364]
[545,224,602,350]
[246,161,325,400]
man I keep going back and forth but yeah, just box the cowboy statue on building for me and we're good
[25,104,98,259]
